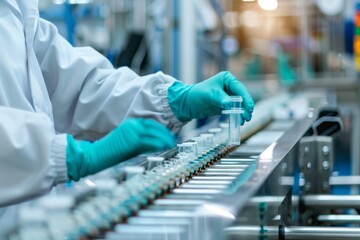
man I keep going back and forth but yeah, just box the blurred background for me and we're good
[37,0,356,99]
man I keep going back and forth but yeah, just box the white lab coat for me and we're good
[0,0,182,232]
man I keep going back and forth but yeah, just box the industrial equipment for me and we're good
[6,91,360,240]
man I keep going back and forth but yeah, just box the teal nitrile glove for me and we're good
[66,118,175,181]
[168,71,254,124]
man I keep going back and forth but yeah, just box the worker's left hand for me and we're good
[66,118,175,181]
[168,71,254,124]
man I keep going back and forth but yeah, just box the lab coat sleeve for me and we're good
[0,106,68,207]
[33,19,184,141]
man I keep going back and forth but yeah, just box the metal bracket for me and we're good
[299,136,333,194]
[278,188,292,240]
[298,136,333,226]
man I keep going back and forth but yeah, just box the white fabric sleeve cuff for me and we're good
[49,134,68,184]
[159,78,187,133]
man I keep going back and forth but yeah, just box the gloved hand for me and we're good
[168,71,254,123]
[66,118,175,181]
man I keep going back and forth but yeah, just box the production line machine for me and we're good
[7,91,360,240]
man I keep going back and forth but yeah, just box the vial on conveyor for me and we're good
[147,156,164,170]
[222,96,244,146]
[208,128,223,145]
[200,133,215,151]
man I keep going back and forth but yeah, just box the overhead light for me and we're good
[242,0,255,2]
[258,0,278,11]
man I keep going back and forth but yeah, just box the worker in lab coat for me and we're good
[0,0,254,233]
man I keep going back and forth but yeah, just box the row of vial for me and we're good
[10,97,243,240]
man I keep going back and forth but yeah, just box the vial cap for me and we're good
[208,128,222,133]
[229,96,243,102]
[200,133,214,138]
[123,166,145,174]
[219,123,229,129]
[147,157,164,162]
[182,142,197,146]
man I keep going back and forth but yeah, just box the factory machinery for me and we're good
[7,92,360,240]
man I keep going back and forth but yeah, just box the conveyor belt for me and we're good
[103,119,303,240]
[8,93,323,240]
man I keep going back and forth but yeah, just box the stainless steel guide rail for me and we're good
[103,113,315,239]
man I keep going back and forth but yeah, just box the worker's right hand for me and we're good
[168,71,254,123]
[66,118,175,181]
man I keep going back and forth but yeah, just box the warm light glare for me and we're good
[258,0,278,11]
